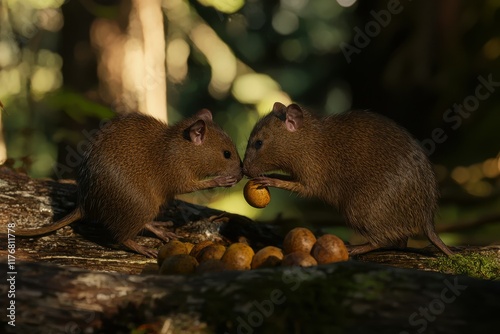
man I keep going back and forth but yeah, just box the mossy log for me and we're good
[3,259,500,333]
[1,166,500,333]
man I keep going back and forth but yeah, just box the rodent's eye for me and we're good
[254,140,263,150]
[223,150,231,159]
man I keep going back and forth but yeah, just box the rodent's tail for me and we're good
[14,208,82,237]
[425,225,454,256]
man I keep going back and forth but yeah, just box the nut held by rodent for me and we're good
[244,180,271,208]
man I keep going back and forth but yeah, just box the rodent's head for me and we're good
[243,102,308,178]
[176,109,243,183]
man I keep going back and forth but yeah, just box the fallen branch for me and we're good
[1,167,500,333]
[3,259,500,333]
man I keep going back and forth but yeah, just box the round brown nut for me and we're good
[141,263,159,275]
[311,234,349,264]
[221,242,255,270]
[251,246,284,269]
[157,240,188,266]
[184,242,194,254]
[282,251,318,267]
[283,227,317,255]
[159,254,198,275]
[196,244,226,263]
[244,180,271,208]
[189,240,214,258]
[195,259,229,274]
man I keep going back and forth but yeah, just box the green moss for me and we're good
[426,253,500,280]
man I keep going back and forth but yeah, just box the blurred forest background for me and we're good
[0,0,499,248]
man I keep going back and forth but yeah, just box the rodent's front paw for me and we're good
[251,176,275,188]
[213,175,239,187]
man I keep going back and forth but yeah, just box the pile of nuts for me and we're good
[157,227,349,275]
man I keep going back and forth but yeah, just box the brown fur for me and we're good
[16,110,242,257]
[243,102,453,256]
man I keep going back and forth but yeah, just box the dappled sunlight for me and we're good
[483,37,500,60]
[163,0,290,109]
[190,23,237,98]
[198,0,245,14]
[0,68,21,98]
[91,0,166,120]
[91,19,127,108]
[450,154,500,197]
[31,66,62,97]
[232,73,280,104]
[166,38,190,83]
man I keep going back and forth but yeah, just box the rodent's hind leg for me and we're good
[148,220,174,228]
[122,239,158,258]
[348,238,408,256]
[144,222,179,242]
[347,243,380,256]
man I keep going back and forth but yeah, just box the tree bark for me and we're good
[3,259,500,334]
[1,166,499,333]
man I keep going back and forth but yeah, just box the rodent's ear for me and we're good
[285,104,304,132]
[195,108,213,122]
[272,102,287,114]
[185,119,206,145]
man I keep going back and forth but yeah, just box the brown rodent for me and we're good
[243,102,453,256]
[16,109,242,257]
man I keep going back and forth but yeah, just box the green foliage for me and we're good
[47,90,115,122]
[198,0,245,14]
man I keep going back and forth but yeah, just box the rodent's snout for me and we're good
[235,167,244,182]
[242,164,254,178]
[229,159,244,182]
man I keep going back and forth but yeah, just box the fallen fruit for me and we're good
[189,240,214,259]
[195,259,229,274]
[282,251,318,267]
[196,244,226,263]
[283,227,317,255]
[157,240,188,266]
[311,234,349,264]
[221,242,255,270]
[159,254,198,275]
[251,246,284,269]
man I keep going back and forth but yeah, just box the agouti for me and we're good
[243,102,453,256]
[16,109,243,257]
